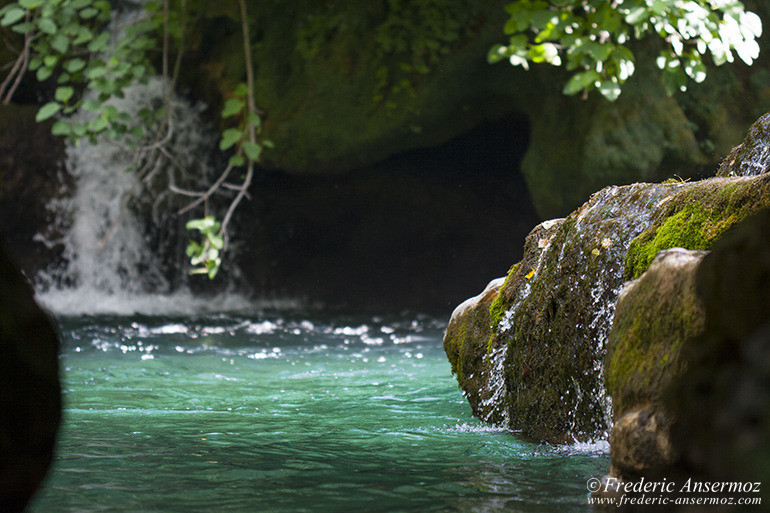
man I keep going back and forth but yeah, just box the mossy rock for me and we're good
[447,170,770,443]
[664,208,770,496]
[607,249,707,419]
[604,248,706,478]
[443,218,563,425]
[443,276,506,424]
[624,174,770,281]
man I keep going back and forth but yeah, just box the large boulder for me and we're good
[668,208,770,495]
[444,113,770,442]
[0,247,61,512]
[605,248,706,479]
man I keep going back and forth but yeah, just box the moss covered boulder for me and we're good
[0,247,61,512]
[445,113,770,442]
[667,208,770,491]
[605,248,706,477]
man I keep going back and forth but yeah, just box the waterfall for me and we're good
[34,78,251,316]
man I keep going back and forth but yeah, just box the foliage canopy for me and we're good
[489,0,763,101]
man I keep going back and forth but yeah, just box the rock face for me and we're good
[595,209,770,506]
[444,113,770,443]
[0,247,61,513]
[668,208,770,495]
[187,1,770,218]
[605,248,707,478]
[0,105,65,274]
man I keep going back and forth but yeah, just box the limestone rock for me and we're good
[668,208,770,491]
[718,112,770,177]
[446,169,770,443]
[605,248,706,478]
[610,407,677,478]
[606,248,707,419]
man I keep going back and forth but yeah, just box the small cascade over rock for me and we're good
[445,112,770,443]
[718,112,770,177]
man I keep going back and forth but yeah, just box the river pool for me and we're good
[28,312,609,512]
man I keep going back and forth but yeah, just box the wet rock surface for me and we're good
[444,115,770,442]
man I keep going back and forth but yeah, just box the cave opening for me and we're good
[237,112,539,313]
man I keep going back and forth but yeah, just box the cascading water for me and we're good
[34,78,252,316]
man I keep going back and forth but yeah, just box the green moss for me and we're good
[488,263,519,329]
[606,262,705,417]
[624,176,770,280]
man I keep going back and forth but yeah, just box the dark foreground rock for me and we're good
[0,247,61,512]
[594,209,770,510]
[668,208,770,502]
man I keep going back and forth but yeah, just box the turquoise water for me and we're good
[29,312,609,512]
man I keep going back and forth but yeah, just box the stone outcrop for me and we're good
[0,246,61,513]
[444,112,770,443]
[605,248,706,479]
[668,208,770,497]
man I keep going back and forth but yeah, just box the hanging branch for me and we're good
[0,12,32,104]
[182,0,266,278]
[219,0,257,251]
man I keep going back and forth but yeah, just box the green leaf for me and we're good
[51,33,69,54]
[1,7,26,27]
[11,21,34,34]
[86,65,106,80]
[72,26,93,45]
[36,66,53,81]
[37,17,57,35]
[209,234,224,250]
[598,80,621,101]
[64,58,86,73]
[80,7,99,19]
[88,115,109,132]
[51,119,72,136]
[43,55,58,68]
[186,216,220,233]
[221,98,244,118]
[88,32,110,52]
[219,128,243,151]
[186,240,202,257]
[19,0,43,8]
[233,82,249,97]
[55,86,74,102]
[625,7,647,26]
[228,154,245,167]
[36,102,61,122]
[82,99,101,111]
[243,141,262,162]
[562,70,600,95]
